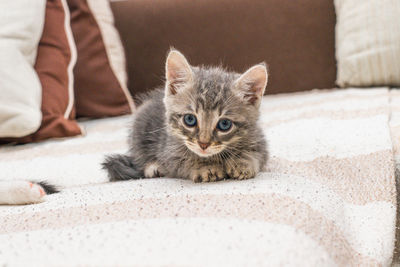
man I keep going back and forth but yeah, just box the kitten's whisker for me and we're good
[224,154,238,175]
[225,150,243,167]
[144,126,168,134]
[228,146,253,157]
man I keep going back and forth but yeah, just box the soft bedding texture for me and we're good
[68,0,135,118]
[0,88,398,266]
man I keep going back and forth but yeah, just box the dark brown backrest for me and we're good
[111,0,336,99]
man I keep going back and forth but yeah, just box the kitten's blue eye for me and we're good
[183,114,197,127]
[217,119,232,131]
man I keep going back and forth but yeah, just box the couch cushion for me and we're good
[335,0,400,87]
[0,1,45,137]
[0,0,82,144]
[68,0,135,117]
[110,0,337,99]
[26,0,82,143]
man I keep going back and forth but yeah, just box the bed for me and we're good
[0,88,398,266]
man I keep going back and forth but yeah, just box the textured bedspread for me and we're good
[0,88,398,266]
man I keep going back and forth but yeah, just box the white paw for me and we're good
[144,163,163,178]
[0,181,46,205]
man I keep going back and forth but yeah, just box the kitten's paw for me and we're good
[226,162,257,180]
[190,167,225,183]
[0,181,46,205]
[144,163,163,178]
[20,182,46,203]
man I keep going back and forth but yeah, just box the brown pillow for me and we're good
[68,0,135,118]
[0,0,82,144]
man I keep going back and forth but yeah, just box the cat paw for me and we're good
[0,181,46,205]
[144,163,164,178]
[21,182,46,203]
[226,162,257,180]
[190,167,225,183]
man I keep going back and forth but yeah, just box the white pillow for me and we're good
[335,0,400,87]
[0,1,45,137]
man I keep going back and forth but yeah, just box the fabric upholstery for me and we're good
[335,0,400,87]
[0,89,397,266]
[110,0,337,99]
[0,1,45,137]
[68,0,135,117]
[0,0,82,144]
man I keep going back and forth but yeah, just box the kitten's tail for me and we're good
[102,154,142,181]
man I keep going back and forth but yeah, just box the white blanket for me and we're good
[0,88,397,266]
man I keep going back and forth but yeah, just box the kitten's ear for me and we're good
[234,64,268,107]
[165,49,193,96]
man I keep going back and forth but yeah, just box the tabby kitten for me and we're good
[103,49,268,182]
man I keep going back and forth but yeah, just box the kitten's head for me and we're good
[164,49,268,157]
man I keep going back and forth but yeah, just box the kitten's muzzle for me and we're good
[198,141,210,150]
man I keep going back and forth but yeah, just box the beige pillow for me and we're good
[335,0,400,87]
[0,1,45,137]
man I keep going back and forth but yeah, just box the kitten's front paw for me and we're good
[190,166,225,183]
[226,161,257,180]
[144,163,164,178]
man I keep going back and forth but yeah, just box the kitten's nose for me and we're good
[198,141,210,150]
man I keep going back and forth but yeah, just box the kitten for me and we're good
[103,49,268,182]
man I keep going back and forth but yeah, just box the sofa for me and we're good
[1,0,400,266]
